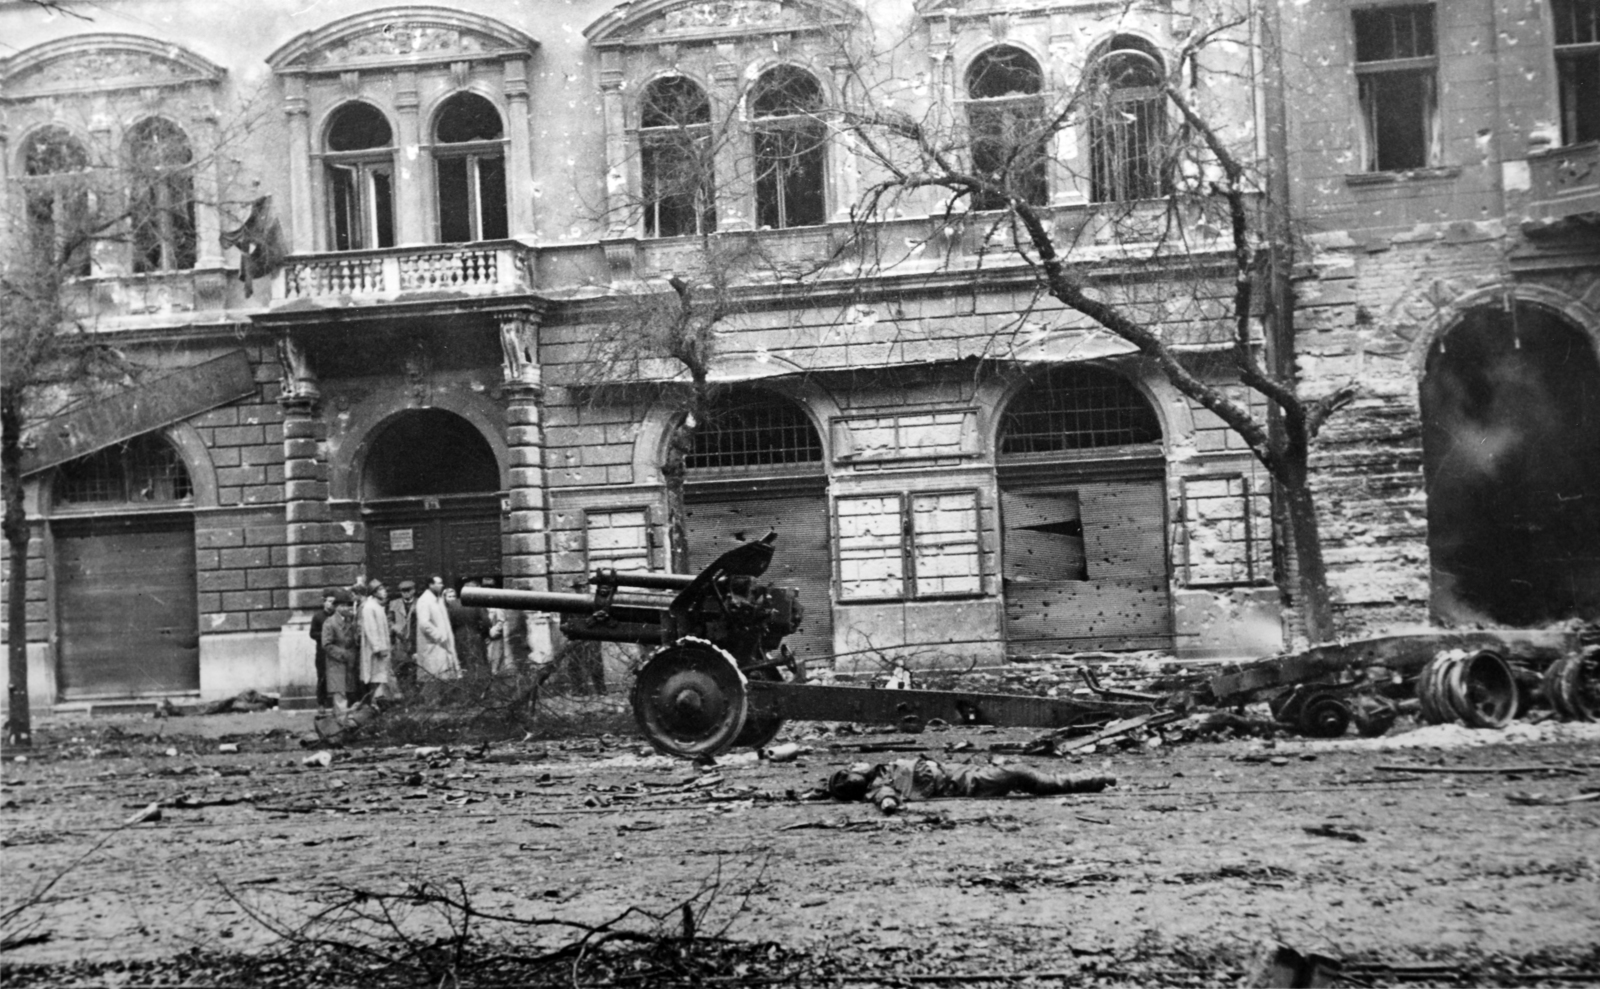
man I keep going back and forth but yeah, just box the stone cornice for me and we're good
[0,34,226,101]
[267,6,537,77]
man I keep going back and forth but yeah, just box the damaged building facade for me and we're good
[1,0,1595,710]
[1283,0,1600,636]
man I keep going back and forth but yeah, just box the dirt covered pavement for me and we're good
[3,704,1600,987]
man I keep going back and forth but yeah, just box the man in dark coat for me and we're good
[320,588,360,719]
[307,589,337,710]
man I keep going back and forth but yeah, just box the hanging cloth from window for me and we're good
[220,196,287,296]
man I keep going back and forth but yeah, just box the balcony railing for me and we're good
[1524,141,1600,222]
[275,241,533,303]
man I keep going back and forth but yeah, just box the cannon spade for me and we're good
[462,532,1154,759]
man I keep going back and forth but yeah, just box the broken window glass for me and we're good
[1553,0,1600,144]
[22,125,92,275]
[1353,5,1439,171]
[640,77,715,237]
[966,46,1048,210]
[55,434,193,505]
[752,66,827,229]
[1088,38,1168,203]
[324,102,395,250]
[126,117,197,273]
[434,92,508,243]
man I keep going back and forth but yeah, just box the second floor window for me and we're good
[640,76,715,238]
[125,117,197,273]
[1088,39,1168,203]
[325,102,395,251]
[1554,0,1600,145]
[1353,4,1439,172]
[22,126,92,276]
[434,92,508,243]
[966,46,1048,210]
[751,66,827,229]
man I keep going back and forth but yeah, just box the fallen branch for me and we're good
[1374,764,1588,777]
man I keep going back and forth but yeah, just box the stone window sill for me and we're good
[1344,166,1462,188]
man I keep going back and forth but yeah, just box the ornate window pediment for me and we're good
[266,7,537,75]
[584,0,857,49]
[0,34,224,101]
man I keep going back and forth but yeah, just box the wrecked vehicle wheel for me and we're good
[1547,654,1598,722]
[1444,650,1518,729]
[1417,654,1458,725]
[1350,697,1398,737]
[1297,694,1352,738]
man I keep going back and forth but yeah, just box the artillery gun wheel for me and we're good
[632,638,749,759]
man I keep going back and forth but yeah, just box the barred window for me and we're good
[687,390,822,470]
[1088,38,1168,203]
[54,434,192,505]
[999,366,1161,455]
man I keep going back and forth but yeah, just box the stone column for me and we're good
[497,308,554,664]
[598,53,633,237]
[275,335,327,698]
[504,58,535,237]
[396,69,427,246]
[283,76,316,253]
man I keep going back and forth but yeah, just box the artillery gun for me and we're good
[461,533,1154,759]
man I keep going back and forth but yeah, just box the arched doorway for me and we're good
[51,432,199,698]
[996,365,1173,652]
[360,409,504,589]
[1421,303,1600,625]
[683,388,833,662]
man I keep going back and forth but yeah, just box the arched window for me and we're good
[434,92,508,243]
[752,66,827,230]
[54,434,193,505]
[966,46,1048,210]
[1553,0,1600,144]
[687,389,823,470]
[1088,38,1168,203]
[639,77,715,237]
[125,118,196,273]
[999,365,1161,455]
[22,126,92,276]
[324,102,395,251]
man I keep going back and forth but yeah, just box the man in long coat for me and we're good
[360,579,397,702]
[320,589,360,718]
[414,574,460,685]
[388,579,418,692]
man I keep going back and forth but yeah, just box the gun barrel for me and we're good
[590,569,697,591]
[460,586,673,614]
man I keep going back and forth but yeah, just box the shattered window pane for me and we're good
[434,92,508,242]
[966,46,1048,209]
[753,66,827,229]
[1352,5,1439,171]
[325,102,396,250]
[1088,38,1168,204]
[125,117,197,273]
[1553,0,1600,144]
[640,77,716,237]
[55,434,193,505]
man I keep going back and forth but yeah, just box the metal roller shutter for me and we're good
[54,514,199,698]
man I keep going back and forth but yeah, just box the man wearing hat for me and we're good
[308,588,338,710]
[361,579,398,704]
[388,579,419,694]
[320,588,360,719]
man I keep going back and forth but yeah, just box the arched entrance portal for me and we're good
[361,409,504,589]
[997,365,1173,652]
[684,388,833,662]
[1421,304,1600,625]
[51,432,199,698]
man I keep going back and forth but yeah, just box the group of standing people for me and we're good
[310,574,518,717]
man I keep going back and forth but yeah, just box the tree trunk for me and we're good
[2,388,32,747]
[662,417,692,575]
[1279,462,1335,645]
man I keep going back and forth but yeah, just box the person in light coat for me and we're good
[360,579,398,703]
[414,574,460,685]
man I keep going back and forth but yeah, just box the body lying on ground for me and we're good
[826,757,1115,814]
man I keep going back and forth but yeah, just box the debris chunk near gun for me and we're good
[461,532,1598,760]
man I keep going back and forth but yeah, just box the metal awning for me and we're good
[21,350,257,476]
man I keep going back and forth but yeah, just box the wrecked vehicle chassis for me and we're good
[1207,628,1594,736]
[461,535,1150,759]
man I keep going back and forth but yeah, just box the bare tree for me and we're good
[2,97,270,745]
[806,1,1353,642]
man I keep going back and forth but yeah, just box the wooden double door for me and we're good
[364,499,504,590]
